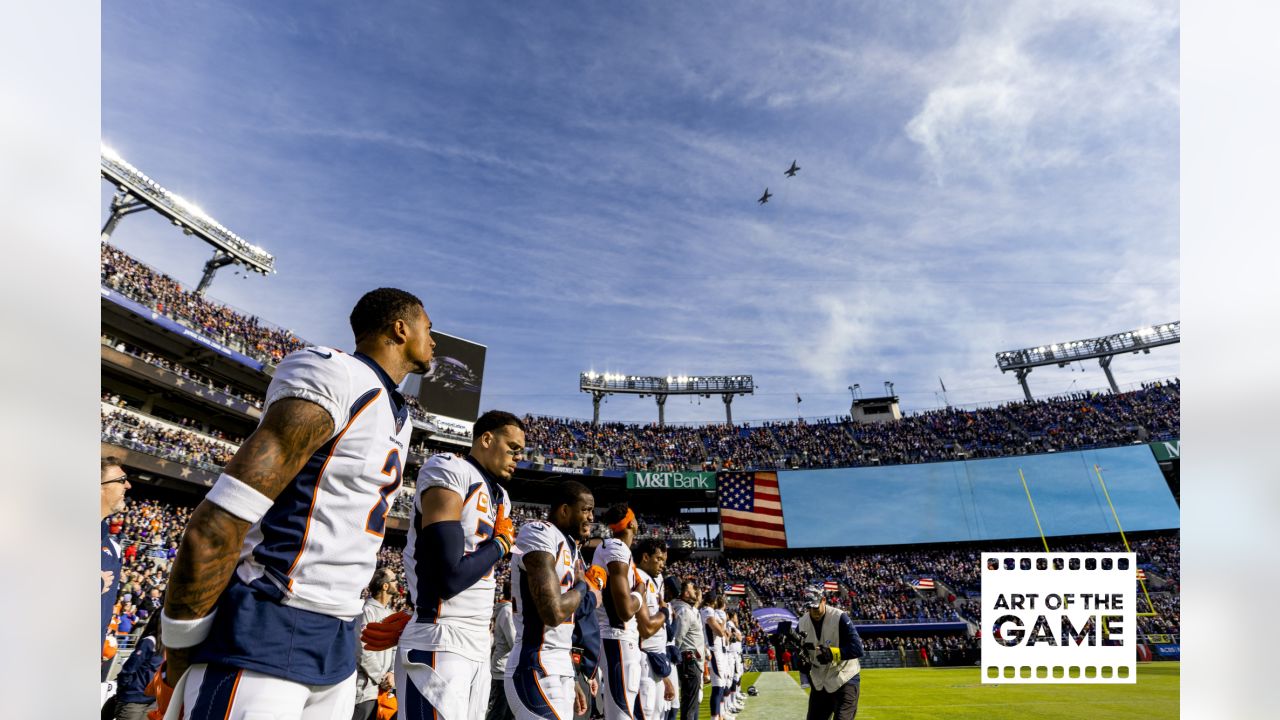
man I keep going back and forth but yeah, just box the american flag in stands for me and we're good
[1136,569,1147,581]
[911,578,936,590]
[823,581,839,592]
[718,471,788,549]
[725,583,746,595]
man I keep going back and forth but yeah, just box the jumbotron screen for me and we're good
[416,331,487,423]
[771,445,1179,549]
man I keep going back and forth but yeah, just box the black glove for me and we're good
[815,645,834,665]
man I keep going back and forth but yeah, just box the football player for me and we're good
[159,288,433,719]
[504,480,603,719]
[592,504,655,720]
[388,410,525,719]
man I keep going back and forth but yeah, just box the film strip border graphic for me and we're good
[981,552,1137,684]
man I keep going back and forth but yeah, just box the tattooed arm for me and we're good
[162,398,334,681]
[525,551,583,627]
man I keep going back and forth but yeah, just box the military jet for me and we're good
[758,188,772,205]
[785,160,801,177]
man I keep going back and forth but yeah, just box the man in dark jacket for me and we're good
[113,614,164,720]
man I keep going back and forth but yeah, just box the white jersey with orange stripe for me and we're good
[233,347,412,620]
[400,452,510,662]
[701,606,727,653]
[593,538,639,643]
[636,568,667,652]
[727,617,742,654]
[507,520,580,678]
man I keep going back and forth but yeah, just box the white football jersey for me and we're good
[400,452,509,662]
[235,348,411,620]
[636,568,666,652]
[701,607,727,652]
[727,617,742,654]
[593,538,638,642]
[507,520,580,678]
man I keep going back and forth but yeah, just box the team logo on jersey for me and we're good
[476,490,490,513]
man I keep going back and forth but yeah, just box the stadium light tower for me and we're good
[996,321,1180,401]
[579,372,754,428]
[100,145,276,294]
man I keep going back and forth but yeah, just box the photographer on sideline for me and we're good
[797,589,864,720]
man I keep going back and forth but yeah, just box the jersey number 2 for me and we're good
[365,449,403,536]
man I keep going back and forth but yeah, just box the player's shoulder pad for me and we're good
[516,521,559,554]
[599,538,631,564]
[416,452,473,496]
[265,345,353,435]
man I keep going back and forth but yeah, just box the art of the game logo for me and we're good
[981,552,1136,684]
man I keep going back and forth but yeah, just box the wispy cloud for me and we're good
[102,1,1179,422]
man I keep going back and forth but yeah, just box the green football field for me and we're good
[696,663,1178,719]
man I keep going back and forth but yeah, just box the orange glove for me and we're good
[492,503,515,555]
[361,610,411,651]
[146,665,175,720]
[584,565,608,592]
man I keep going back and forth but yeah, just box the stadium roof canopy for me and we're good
[101,145,275,290]
[996,321,1180,400]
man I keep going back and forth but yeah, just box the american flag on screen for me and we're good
[822,580,840,592]
[911,578,936,590]
[725,583,746,595]
[719,471,787,549]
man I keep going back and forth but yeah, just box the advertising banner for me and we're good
[626,471,716,490]
[1149,439,1180,462]
[517,461,626,479]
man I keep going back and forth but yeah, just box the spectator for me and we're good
[112,612,165,720]
[354,569,399,720]
[102,456,131,681]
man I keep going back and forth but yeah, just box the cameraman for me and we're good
[797,590,864,720]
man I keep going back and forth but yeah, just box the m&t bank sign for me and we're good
[626,471,716,490]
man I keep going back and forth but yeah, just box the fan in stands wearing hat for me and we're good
[797,589,865,720]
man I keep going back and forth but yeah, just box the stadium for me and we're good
[97,210,1180,719]
[91,5,1185,720]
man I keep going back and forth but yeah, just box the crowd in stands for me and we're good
[103,334,265,409]
[102,242,1178,476]
[105,500,192,647]
[101,406,239,471]
[711,554,961,625]
[667,531,1181,641]
[101,242,307,365]
[102,489,1180,676]
[522,380,1179,472]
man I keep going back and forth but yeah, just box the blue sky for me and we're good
[102,1,1180,423]
[779,445,1180,548]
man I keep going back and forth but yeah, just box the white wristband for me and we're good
[631,591,643,607]
[206,473,274,524]
[160,609,218,649]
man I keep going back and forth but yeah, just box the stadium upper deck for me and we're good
[101,240,1178,490]
[520,382,1178,473]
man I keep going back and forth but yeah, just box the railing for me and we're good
[100,434,227,474]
